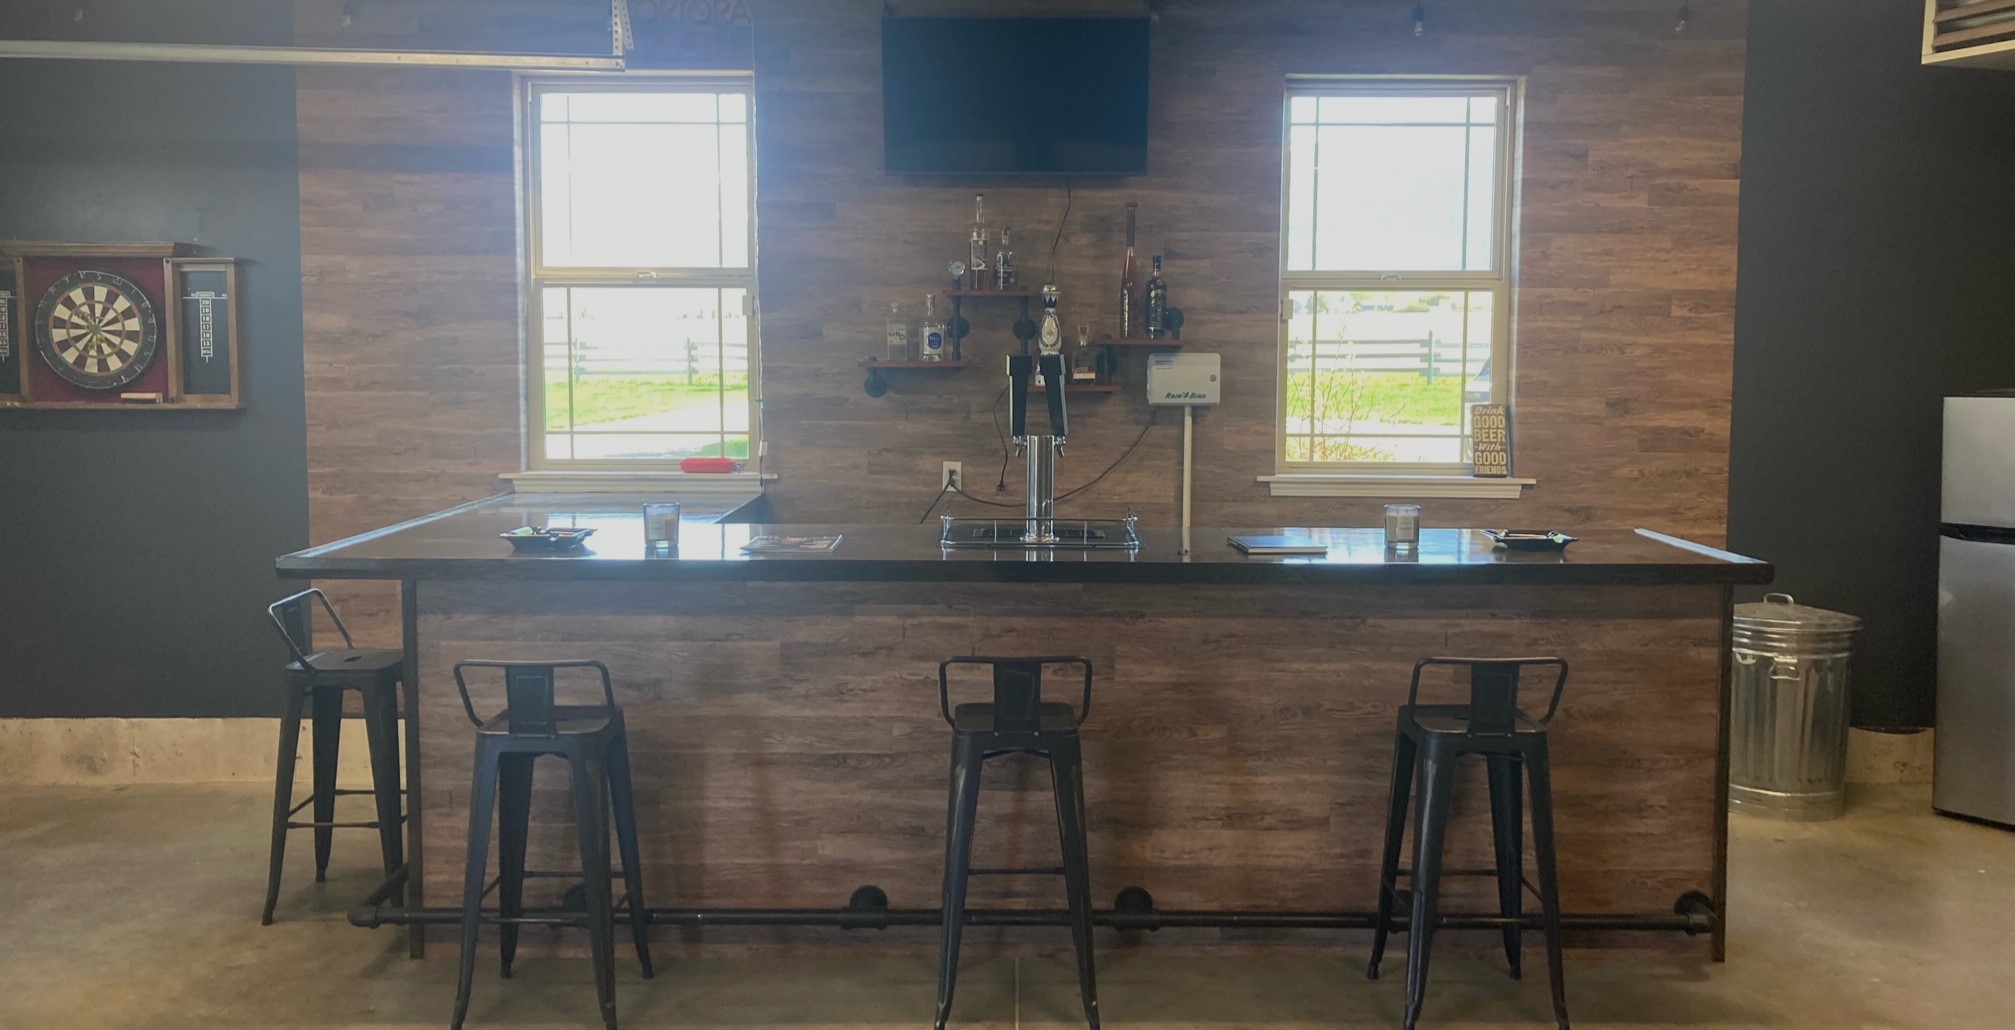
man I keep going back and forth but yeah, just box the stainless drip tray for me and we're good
[940,513,1141,550]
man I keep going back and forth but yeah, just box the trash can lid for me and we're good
[1732,593,1863,631]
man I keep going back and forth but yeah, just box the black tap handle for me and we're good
[1007,354,1033,440]
[1039,354,1068,438]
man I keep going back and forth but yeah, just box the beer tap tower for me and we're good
[1009,283,1070,544]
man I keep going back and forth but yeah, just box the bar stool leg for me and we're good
[568,749,620,1030]
[934,734,985,1030]
[452,741,502,1030]
[1486,753,1525,980]
[1525,739,1570,1030]
[496,753,535,979]
[1367,729,1416,980]
[309,685,344,882]
[262,683,309,925]
[1402,751,1457,1030]
[361,685,405,883]
[605,729,656,978]
[1048,738,1100,1030]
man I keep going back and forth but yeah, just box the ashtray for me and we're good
[1482,529,1578,552]
[500,526,596,552]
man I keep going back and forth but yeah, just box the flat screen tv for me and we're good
[882,17,1151,176]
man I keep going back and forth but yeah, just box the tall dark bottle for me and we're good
[1144,254,1168,339]
[1119,202,1139,338]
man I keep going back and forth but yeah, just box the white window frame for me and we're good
[1275,76,1521,477]
[519,73,760,472]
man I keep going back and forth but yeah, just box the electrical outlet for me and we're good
[941,462,963,490]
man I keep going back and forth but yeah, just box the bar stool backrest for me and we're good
[267,588,355,673]
[939,656,1093,734]
[1407,656,1569,736]
[452,659,617,738]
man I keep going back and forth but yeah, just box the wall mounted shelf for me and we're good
[1031,382,1124,394]
[946,287,1039,298]
[1098,337,1183,348]
[860,357,969,397]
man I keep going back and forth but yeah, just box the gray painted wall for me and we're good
[0,3,308,717]
[1731,0,2015,729]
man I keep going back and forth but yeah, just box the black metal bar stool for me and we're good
[1367,656,1572,1030]
[449,660,653,1030]
[935,656,1099,1030]
[261,588,406,925]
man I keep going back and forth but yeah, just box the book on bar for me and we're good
[740,534,842,553]
[1227,535,1330,556]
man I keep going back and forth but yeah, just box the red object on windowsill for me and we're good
[679,457,742,473]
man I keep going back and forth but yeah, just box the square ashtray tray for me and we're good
[1482,529,1578,552]
[501,526,596,552]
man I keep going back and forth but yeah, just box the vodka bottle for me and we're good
[919,293,946,361]
[885,302,910,360]
[996,227,1016,290]
[969,194,990,290]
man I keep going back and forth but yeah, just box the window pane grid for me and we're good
[528,80,757,468]
[1281,81,1512,469]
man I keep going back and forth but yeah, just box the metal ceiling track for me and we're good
[0,0,633,71]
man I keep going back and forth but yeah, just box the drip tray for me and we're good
[940,514,1142,550]
[964,526,1109,544]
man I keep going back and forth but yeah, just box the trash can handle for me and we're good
[1764,592,1796,605]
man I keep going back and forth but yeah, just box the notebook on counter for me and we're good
[1227,535,1330,556]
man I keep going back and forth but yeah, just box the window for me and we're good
[526,79,757,467]
[1278,79,1516,470]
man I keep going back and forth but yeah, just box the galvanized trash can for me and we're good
[1729,593,1863,820]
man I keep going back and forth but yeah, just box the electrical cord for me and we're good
[916,480,951,524]
[951,483,1024,509]
[1056,408,1162,503]
[989,386,1011,491]
[1047,183,1073,283]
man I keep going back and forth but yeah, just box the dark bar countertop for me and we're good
[276,494,1772,587]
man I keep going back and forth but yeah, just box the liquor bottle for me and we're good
[1038,283,1062,355]
[1119,202,1139,338]
[885,302,910,360]
[919,293,946,361]
[969,194,990,290]
[1070,323,1099,381]
[996,227,1016,290]
[1144,254,1168,339]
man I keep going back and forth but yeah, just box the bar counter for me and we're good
[278,494,1771,959]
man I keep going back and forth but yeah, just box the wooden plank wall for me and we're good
[294,1,1749,622]
[420,579,1727,956]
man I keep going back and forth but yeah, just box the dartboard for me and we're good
[35,270,161,390]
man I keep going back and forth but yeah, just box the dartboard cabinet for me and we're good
[0,242,243,410]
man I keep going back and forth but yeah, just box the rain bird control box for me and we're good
[1146,353,1221,406]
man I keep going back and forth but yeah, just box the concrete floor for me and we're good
[0,784,2009,1029]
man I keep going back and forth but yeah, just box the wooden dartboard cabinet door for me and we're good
[166,257,245,409]
[0,241,244,411]
[0,255,24,406]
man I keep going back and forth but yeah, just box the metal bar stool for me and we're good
[935,656,1099,1030]
[261,588,406,925]
[1367,656,1572,1030]
[449,660,653,1030]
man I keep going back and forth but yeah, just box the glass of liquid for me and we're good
[643,502,681,559]
[1383,503,1421,551]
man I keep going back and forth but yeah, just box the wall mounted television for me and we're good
[882,17,1151,176]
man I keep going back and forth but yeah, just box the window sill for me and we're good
[1259,473,1535,500]
[501,470,774,495]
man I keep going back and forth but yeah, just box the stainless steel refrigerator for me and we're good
[1935,393,2015,827]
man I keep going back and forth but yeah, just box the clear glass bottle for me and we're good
[1038,283,1062,355]
[885,302,910,360]
[1071,323,1099,381]
[1144,254,1168,339]
[1120,202,1139,338]
[996,227,1016,290]
[969,194,990,290]
[919,293,946,361]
